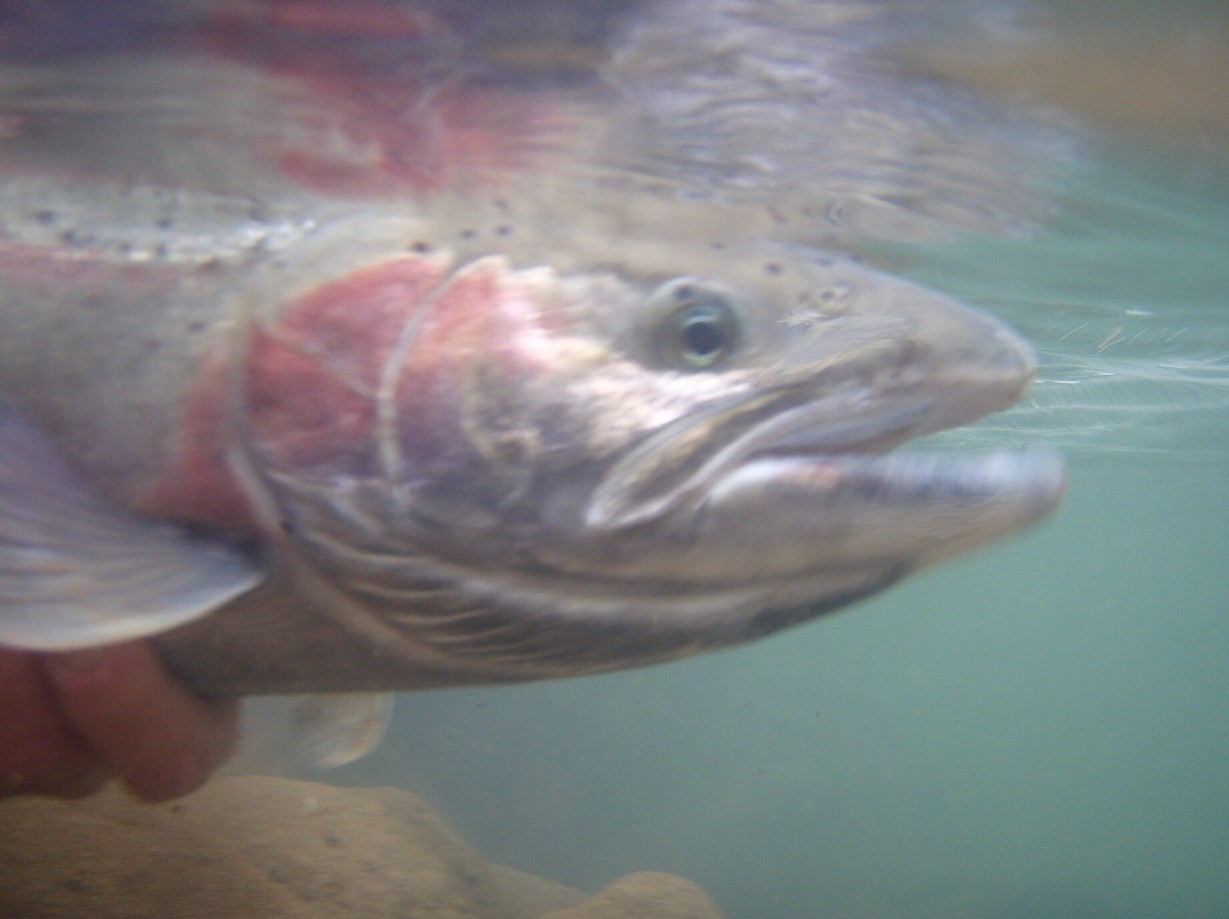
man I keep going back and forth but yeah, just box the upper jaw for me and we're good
[584,338,1038,532]
[568,370,1063,584]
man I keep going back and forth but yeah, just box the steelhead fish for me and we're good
[0,1,1065,756]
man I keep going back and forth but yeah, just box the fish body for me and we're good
[0,1,1065,702]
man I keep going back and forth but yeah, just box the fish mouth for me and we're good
[587,369,1050,519]
[585,339,1064,572]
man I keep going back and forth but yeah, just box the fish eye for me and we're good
[649,280,743,369]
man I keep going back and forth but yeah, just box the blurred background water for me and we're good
[318,5,1229,918]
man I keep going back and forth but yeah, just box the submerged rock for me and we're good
[542,872,723,919]
[0,775,723,919]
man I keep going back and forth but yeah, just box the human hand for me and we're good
[0,641,237,802]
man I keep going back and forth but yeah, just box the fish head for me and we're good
[233,234,1063,680]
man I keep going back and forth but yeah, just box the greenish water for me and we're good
[332,72,1229,919]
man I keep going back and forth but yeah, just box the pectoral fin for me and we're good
[0,397,264,650]
[289,693,394,768]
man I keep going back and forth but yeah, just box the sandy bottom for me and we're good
[0,774,723,919]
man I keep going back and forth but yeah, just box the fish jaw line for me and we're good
[583,326,1044,537]
[699,447,1065,574]
[702,343,1066,570]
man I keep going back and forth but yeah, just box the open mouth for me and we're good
[714,446,1065,511]
[586,369,1064,536]
[711,393,1064,525]
[733,377,1063,503]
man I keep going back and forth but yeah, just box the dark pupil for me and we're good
[680,310,726,361]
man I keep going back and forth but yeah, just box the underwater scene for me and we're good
[331,6,1229,917]
[0,1,1226,917]
[332,154,1229,915]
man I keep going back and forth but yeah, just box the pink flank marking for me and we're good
[150,255,448,527]
[143,351,256,530]
[389,258,533,476]
[0,241,253,529]
[244,254,448,474]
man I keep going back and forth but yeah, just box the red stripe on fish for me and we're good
[149,254,447,527]
[149,253,550,528]
[388,257,548,487]
[143,352,255,530]
[244,254,447,474]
